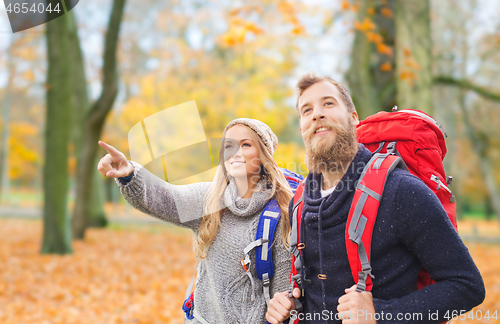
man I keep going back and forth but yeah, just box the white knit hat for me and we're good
[222,118,278,156]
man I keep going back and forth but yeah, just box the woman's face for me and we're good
[224,125,262,180]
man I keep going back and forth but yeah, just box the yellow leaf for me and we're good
[230,8,241,16]
[376,43,393,56]
[381,7,393,17]
[278,1,294,15]
[354,18,376,31]
[341,0,350,11]
[405,59,421,70]
[380,62,392,72]
[366,32,383,43]
[399,71,417,83]
[291,25,305,35]
[403,47,412,57]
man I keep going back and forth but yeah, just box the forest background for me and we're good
[0,0,499,323]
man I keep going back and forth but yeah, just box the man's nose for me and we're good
[312,106,326,121]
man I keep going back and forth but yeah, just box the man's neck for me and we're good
[321,171,343,191]
[321,145,359,191]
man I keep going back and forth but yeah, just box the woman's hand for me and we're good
[97,141,134,178]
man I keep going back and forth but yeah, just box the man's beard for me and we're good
[303,119,358,175]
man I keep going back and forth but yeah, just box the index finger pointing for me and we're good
[98,141,121,157]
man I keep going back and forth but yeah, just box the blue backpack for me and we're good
[183,168,304,323]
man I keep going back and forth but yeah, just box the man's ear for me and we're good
[351,111,360,126]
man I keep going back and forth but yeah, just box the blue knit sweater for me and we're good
[292,145,485,323]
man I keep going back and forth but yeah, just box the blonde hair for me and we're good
[193,124,293,259]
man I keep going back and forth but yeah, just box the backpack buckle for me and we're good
[361,265,375,279]
[241,255,251,272]
[386,141,397,154]
[262,274,270,287]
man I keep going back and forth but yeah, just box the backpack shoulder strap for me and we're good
[255,199,281,280]
[281,168,304,191]
[289,179,306,290]
[240,198,281,306]
[290,180,305,250]
[289,180,306,324]
[346,153,404,292]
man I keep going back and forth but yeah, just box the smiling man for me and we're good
[298,77,359,195]
[265,74,485,324]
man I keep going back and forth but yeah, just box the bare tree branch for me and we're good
[87,0,126,126]
[434,76,500,102]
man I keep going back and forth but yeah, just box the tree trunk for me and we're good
[476,154,500,222]
[66,9,108,233]
[485,196,494,220]
[41,11,73,254]
[72,0,126,239]
[0,37,14,203]
[458,91,500,222]
[88,159,108,227]
[395,0,433,114]
[347,0,396,118]
[104,175,114,203]
[346,0,380,119]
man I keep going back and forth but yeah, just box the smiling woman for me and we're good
[97,118,300,324]
[223,125,263,197]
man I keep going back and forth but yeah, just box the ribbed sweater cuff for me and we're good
[114,161,145,197]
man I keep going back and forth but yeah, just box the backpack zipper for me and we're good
[430,174,456,202]
[430,174,451,193]
[399,109,447,137]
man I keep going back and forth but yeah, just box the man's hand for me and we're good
[337,285,376,324]
[97,141,134,178]
[266,288,300,324]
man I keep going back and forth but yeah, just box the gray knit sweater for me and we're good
[115,161,292,324]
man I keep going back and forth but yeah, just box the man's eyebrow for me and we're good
[299,100,312,112]
[321,96,339,103]
[299,95,339,111]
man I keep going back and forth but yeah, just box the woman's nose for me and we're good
[233,145,243,157]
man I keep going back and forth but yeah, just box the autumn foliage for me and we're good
[0,219,196,324]
[219,1,304,46]
[344,1,394,74]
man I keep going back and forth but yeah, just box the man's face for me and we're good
[298,81,358,144]
[297,81,359,172]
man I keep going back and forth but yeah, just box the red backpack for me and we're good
[289,109,457,315]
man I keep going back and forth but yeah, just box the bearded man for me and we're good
[265,74,485,324]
